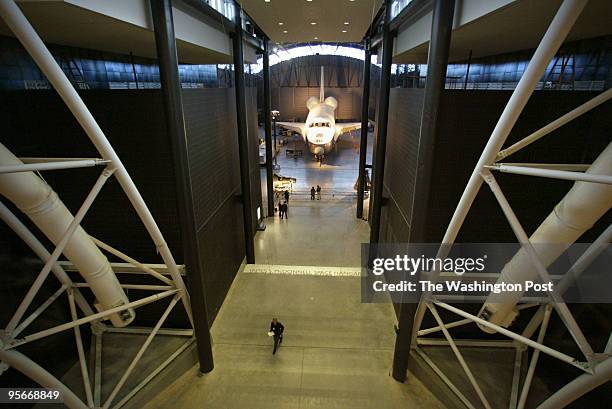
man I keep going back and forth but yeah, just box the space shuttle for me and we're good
[276,67,362,161]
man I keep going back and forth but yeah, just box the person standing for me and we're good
[284,189,290,203]
[279,201,286,219]
[316,185,321,200]
[270,318,284,355]
[310,186,316,200]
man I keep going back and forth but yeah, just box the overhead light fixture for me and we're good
[314,36,319,40]
[341,29,347,33]
[278,22,284,25]
[310,21,317,25]
[283,30,288,33]
[344,21,350,25]
[265,0,271,2]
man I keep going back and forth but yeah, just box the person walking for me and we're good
[316,185,321,200]
[284,189,290,203]
[269,317,284,355]
[310,186,316,200]
[279,201,286,219]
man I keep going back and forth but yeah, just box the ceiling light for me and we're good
[265,0,271,2]
[344,21,350,25]
[314,36,319,40]
[341,29,347,33]
[283,30,288,33]
[278,22,284,25]
[310,21,317,25]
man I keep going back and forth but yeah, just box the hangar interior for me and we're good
[0,0,610,408]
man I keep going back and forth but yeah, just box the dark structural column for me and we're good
[149,0,214,373]
[263,38,275,217]
[368,0,393,247]
[410,0,455,246]
[391,0,455,383]
[356,38,372,219]
[232,4,256,264]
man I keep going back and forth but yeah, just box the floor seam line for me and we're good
[212,341,394,351]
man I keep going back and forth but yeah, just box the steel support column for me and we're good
[368,0,393,247]
[232,4,256,263]
[391,0,455,383]
[408,0,455,243]
[263,38,275,217]
[150,0,213,373]
[356,38,372,219]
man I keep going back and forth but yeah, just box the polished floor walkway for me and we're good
[255,195,368,267]
[144,133,444,409]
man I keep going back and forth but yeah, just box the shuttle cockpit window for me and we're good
[309,122,331,128]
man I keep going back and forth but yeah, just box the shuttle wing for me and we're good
[335,122,362,136]
[276,122,306,135]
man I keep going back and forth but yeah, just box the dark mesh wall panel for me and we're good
[0,90,181,387]
[0,90,182,262]
[380,88,424,242]
[1,87,259,328]
[183,89,241,229]
[181,87,261,323]
[427,91,611,243]
[381,90,611,245]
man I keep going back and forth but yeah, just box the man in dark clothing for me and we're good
[270,318,284,354]
[310,186,315,200]
[284,189,290,203]
[316,185,321,200]
[279,202,288,219]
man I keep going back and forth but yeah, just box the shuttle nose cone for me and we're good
[314,146,324,156]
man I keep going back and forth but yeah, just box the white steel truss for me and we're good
[0,1,195,408]
[410,0,612,408]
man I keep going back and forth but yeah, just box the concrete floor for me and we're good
[256,195,369,267]
[262,127,374,197]
[142,273,445,409]
[143,130,446,409]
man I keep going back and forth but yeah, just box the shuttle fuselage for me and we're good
[276,67,361,161]
[304,95,339,157]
